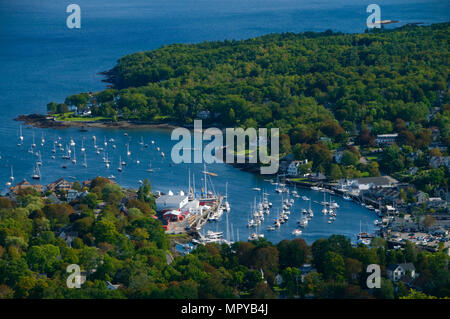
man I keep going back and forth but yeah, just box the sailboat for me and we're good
[126,144,131,156]
[222,182,231,212]
[322,192,328,215]
[81,139,85,153]
[62,145,71,159]
[146,162,154,172]
[41,133,45,145]
[118,156,123,172]
[72,148,77,164]
[308,197,314,217]
[275,175,282,193]
[83,153,87,168]
[31,163,41,180]
[199,164,218,205]
[31,131,36,148]
[9,166,14,182]
[18,125,23,145]
[36,151,42,166]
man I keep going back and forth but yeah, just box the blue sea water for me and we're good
[0,0,448,243]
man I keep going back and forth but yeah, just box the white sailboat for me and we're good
[72,147,77,164]
[322,192,328,214]
[31,131,36,148]
[146,162,154,172]
[36,151,42,166]
[10,166,14,182]
[31,163,41,180]
[118,156,123,172]
[18,125,23,145]
[62,144,71,159]
[83,153,87,168]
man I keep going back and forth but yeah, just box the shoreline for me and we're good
[14,113,184,130]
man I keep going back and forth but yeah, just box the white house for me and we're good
[387,263,417,282]
[375,134,398,146]
[338,176,398,193]
[287,160,308,176]
[66,189,80,202]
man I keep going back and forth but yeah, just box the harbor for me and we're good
[1,125,379,245]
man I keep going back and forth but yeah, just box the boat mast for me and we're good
[204,163,207,197]
[188,168,191,195]
[226,208,229,242]
[193,172,196,199]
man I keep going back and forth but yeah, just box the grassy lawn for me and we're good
[168,233,190,240]
[290,177,309,182]
[54,112,111,122]
[153,115,172,121]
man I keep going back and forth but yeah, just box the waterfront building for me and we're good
[338,176,398,194]
[156,194,189,212]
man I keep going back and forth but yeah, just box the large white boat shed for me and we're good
[156,194,189,212]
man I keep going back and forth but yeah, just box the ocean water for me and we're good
[0,0,448,243]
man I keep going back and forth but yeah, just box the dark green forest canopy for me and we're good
[85,23,449,134]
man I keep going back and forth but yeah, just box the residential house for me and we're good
[59,231,78,247]
[9,179,44,195]
[287,160,308,176]
[375,134,398,146]
[66,189,80,202]
[197,110,211,120]
[430,156,450,171]
[106,281,121,290]
[426,197,448,210]
[416,191,428,204]
[47,193,62,204]
[387,263,418,282]
[46,178,72,193]
[299,264,317,283]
